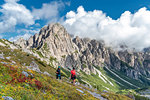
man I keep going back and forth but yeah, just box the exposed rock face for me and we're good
[17,23,80,69]
[15,23,150,81]
[26,61,41,73]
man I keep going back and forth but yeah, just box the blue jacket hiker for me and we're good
[56,66,61,80]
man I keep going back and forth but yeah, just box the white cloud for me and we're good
[16,28,40,34]
[0,17,17,33]
[9,28,40,42]
[65,2,71,6]
[0,0,66,38]
[9,33,32,42]
[0,0,34,34]
[63,6,150,51]
[35,23,40,27]
[32,1,64,21]
[4,0,20,3]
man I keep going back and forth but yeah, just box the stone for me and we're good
[6,57,11,60]
[0,53,4,59]
[103,90,108,93]
[11,61,16,64]
[87,90,107,100]
[29,61,41,72]
[43,71,51,76]
[1,62,7,64]
[22,71,29,77]
[76,89,84,94]
[2,96,14,100]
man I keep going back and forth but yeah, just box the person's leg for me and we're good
[73,80,74,85]
[73,76,76,85]
[71,76,73,83]
[56,75,58,79]
[73,79,75,86]
[73,77,76,86]
[59,75,61,80]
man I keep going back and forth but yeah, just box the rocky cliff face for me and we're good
[15,23,150,83]
[73,36,150,80]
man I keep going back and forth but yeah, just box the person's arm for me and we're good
[70,70,72,79]
[75,71,77,77]
[56,69,58,73]
[70,74,71,79]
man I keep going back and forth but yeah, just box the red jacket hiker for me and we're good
[71,67,76,80]
[71,70,76,76]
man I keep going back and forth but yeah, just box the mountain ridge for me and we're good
[15,23,150,81]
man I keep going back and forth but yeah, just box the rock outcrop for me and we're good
[15,23,150,82]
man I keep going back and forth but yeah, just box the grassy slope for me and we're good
[0,45,98,100]
[0,63,98,100]
[78,65,147,93]
[0,41,140,100]
[104,67,144,88]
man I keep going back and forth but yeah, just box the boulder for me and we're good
[2,96,14,100]
[22,71,29,77]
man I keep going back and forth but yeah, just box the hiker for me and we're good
[56,66,61,80]
[70,67,76,86]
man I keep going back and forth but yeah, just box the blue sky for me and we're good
[11,0,150,18]
[7,0,150,18]
[0,0,150,50]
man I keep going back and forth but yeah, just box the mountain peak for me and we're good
[15,23,70,49]
[39,23,66,36]
[15,23,150,84]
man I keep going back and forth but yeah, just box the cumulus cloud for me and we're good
[63,6,150,51]
[9,33,32,42]
[0,0,34,34]
[4,0,20,3]
[0,0,67,38]
[9,28,39,41]
[16,28,40,34]
[8,28,40,42]
[32,1,64,22]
